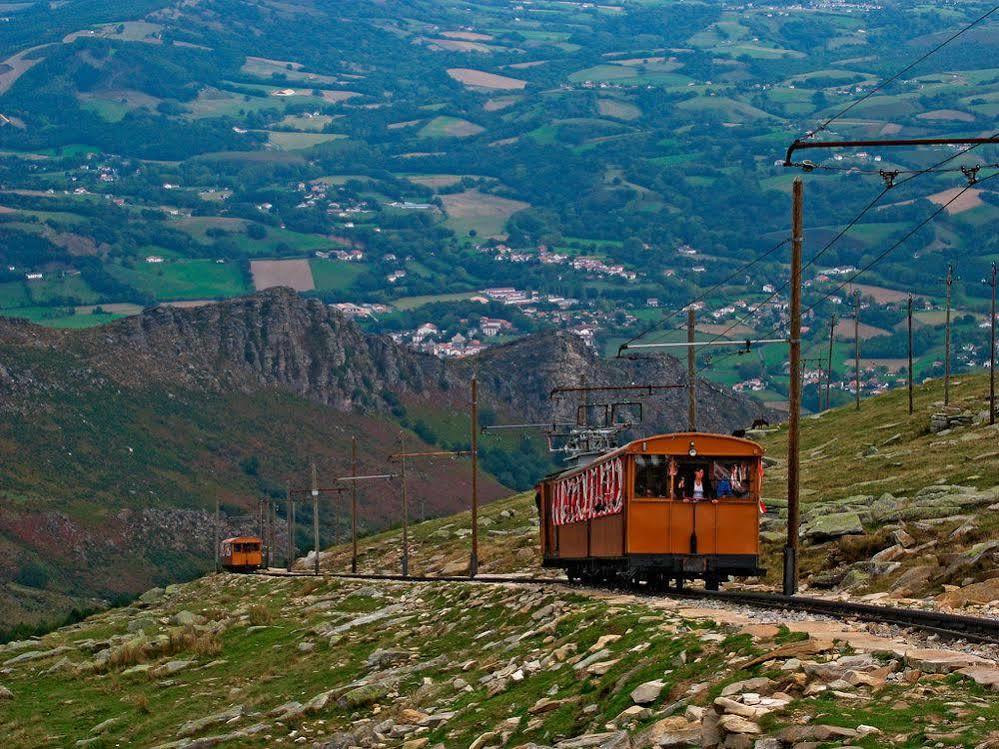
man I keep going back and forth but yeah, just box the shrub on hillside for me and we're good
[15,560,49,589]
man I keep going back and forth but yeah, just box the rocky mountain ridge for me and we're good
[3,287,767,434]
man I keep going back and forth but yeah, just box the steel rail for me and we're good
[252,570,999,644]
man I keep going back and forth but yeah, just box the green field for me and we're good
[109,260,249,301]
[169,217,334,256]
[308,259,367,291]
[25,275,101,305]
[418,116,485,139]
[0,305,127,328]
[0,280,30,308]
[676,96,778,121]
[391,291,478,310]
[569,60,683,84]
[77,97,130,122]
[264,131,346,149]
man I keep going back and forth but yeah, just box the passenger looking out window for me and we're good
[633,457,754,501]
[714,462,750,498]
[676,464,713,500]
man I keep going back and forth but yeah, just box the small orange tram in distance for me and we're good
[220,536,263,572]
[536,432,765,589]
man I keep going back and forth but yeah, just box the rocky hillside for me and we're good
[468,331,768,436]
[313,371,999,609]
[0,572,996,748]
[0,289,765,631]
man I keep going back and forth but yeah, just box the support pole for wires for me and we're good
[311,461,320,576]
[337,471,397,572]
[351,436,358,573]
[270,498,277,569]
[854,291,862,411]
[825,315,836,411]
[470,375,479,578]
[907,295,915,416]
[268,498,275,568]
[264,497,274,567]
[785,177,803,598]
[263,498,270,567]
[687,308,697,431]
[286,486,294,572]
[989,263,997,426]
[945,263,953,406]
[213,494,220,573]
[400,435,409,578]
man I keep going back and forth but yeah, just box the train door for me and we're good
[628,455,671,554]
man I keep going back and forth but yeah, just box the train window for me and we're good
[634,455,670,498]
[712,461,753,498]
[670,459,755,500]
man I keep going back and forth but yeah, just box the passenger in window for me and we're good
[715,463,733,498]
[730,464,749,497]
[678,467,712,500]
[692,468,708,500]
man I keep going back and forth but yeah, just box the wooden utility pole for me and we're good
[945,263,953,406]
[286,486,294,571]
[990,263,997,426]
[854,290,862,411]
[388,441,471,577]
[270,498,277,569]
[825,314,836,411]
[470,376,480,577]
[213,495,220,573]
[687,307,697,431]
[907,295,914,416]
[263,498,271,568]
[311,461,320,575]
[351,436,358,573]
[785,176,803,598]
[400,435,409,577]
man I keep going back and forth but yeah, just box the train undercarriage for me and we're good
[548,554,765,591]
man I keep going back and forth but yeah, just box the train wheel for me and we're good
[705,576,720,592]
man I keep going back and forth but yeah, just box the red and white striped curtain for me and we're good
[551,457,624,526]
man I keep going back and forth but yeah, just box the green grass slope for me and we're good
[0,340,509,633]
[1,573,996,748]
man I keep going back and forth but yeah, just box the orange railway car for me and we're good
[536,433,765,589]
[220,536,263,572]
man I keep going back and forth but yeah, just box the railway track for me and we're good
[255,569,999,645]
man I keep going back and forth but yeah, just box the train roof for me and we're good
[222,536,262,544]
[540,431,764,484]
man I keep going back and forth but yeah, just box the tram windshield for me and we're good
[634,456,754,500]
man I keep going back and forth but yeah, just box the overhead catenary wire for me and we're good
[626,132,998,359]
[617,237,790,354]
[687,185,892,348]
[702,171,999,373]
[794,4,999,142]
[684,134,999,351]
[801,172,999,319]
